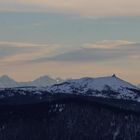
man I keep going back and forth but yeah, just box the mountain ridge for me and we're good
[0,74,140,103]
[47,74,140,102]
[0,75,64,88]
[0,75,19,88]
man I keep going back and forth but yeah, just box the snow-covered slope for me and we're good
[19,76,64,87]
[28,76,63,87]
[0,75,19,88]
[47,75,140,101]
[0,74,140,103]
[0,75,64,88]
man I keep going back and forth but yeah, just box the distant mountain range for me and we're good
[48,74,140,102]
[0,74,140,110]
[0,74,139,90]
[0,75,64,88]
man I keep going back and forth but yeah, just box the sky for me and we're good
[0,0,140,84]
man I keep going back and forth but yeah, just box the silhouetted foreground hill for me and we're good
[0,94,140,140]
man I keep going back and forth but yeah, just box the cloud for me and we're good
[0,41,60,65]
[0,41,49,48]
[34,40,140,63]
[2,40,139,65]
[0,40,140,84]
[0,0,140,17]
[84,40,134,49]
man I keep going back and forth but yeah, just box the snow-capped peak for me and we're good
[0,75,64,88]
[47,75,140,101]
[0,75,13,81]
[29,75,63,87]
[0,75,18,88]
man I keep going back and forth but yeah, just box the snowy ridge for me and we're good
[47,75,140,102]
[0,75,64,88]
[0,74,140,103]
[0,75,19,88]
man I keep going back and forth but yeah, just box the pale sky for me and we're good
[1,0,140,17]
[0,0,140,84]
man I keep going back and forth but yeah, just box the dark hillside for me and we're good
[0,94,140,140]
